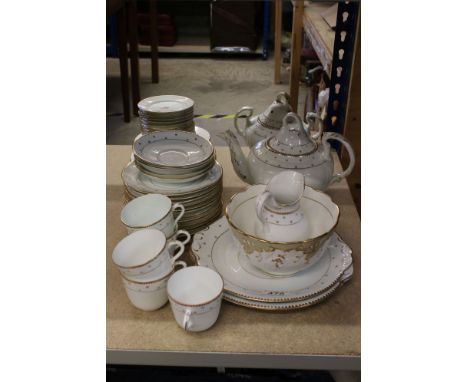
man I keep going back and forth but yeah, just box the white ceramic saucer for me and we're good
[134,126,209,144]
[133,131,213,168]
[135,157,213,179]
[191,217,353,302]
[122,161,222,195]
[138,95,194,114]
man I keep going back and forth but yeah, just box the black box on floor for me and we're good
[210,0,258,52]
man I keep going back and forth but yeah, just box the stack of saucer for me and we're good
[133,131,215,183]
[138,95,195,133]
[122,131,223,233]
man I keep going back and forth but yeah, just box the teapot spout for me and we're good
[217,130,252,184]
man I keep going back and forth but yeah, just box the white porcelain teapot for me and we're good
[234,92,293,147]
[255,171,310,242]
[222,112,355,191]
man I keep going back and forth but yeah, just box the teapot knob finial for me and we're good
[276,92,291,105]
[283,112,304,132]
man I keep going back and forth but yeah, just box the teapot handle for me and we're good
[322,132,355,186]
[255,191,271,223]
[234,106,254,135]
[305,112,324,140]
[276,92,291,105]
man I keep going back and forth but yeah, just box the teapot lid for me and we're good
[267,113,317,155]
[258,92,292,129]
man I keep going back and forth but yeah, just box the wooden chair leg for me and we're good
[150,0,159,83]
[289,0,304,112]
[116,8,130,123]
[274,0,282,84]
[127,0,140,116]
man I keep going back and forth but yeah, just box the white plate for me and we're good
[139,123,195,131]
[223,281,337,310]
[135,158,214,179]
[139,114,193,122]
[192,217,352,302]
[139,107,193,115]
[180,203,223,222]
[223,263,354,311]
[123,178,222,203]
[139,119,194,127]
[133,131,213,168]
[122,161,222,195]
[139,108,193,118]
[182,211,223,233]
[137,170,207,184]
[138,95,194,114]
[178,188,223,206]
[140,119,194,127]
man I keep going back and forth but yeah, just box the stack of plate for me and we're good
[191,217,354,311]
[133,131,215,183]
[138,95,195,133]
[122,131,223,233]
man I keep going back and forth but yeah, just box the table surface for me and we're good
[107,145,361,370]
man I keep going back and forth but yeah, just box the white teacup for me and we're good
[254,171,309,242]
[167,266,224,332]
[112,228,185,279]
[121,194,185,237]
[121,261,187,311]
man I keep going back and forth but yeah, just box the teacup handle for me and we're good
[172,203,185,226]
[167,240,185,264]
[174,229,191,245]
[305,112,324,140]
[322,132,355,186]
[173,260,187,270]
[234,106,254,135]
[183,309,193,331]
[255,191,271,223]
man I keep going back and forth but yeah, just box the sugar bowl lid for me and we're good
[258,92,292,129]
[267,112,317,155]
